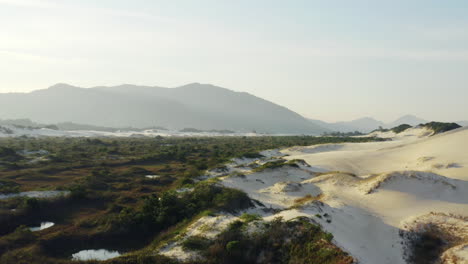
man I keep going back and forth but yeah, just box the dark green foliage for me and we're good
[253,159,300,172]
[0,180,19,193]
[107,182,252,238]
[191,217,353,264]
[68,185,88,200]
[322,131,364,137]
[0,225,36,255]
[239,213,261,223]
[182,236,212,251]
[225,240,240,252]
[0,135,379,263]
[0,146,22,162]
[21,198,40,212]
[421,122,461,135]
[391,124,412,133]
[372,126,390,133]
[241,152,265,159]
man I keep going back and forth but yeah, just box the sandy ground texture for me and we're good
[159,127,468,263]
[0,125,262,138]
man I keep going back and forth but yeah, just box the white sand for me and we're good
[220,127,468,264]
[159,214,238,261]
[156,127,467,263]
[0,125,262,138]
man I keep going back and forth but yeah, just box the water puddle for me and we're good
[71,249,121,261]
[145,175,161,179]
[29,222,54,231]
[0,190,70,200]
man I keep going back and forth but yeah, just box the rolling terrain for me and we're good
[0,83,326,134]
[163,126,468,264]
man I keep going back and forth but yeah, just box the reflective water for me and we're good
[29,222,54,231]
[71,249,121,261]
[0,190,70,200]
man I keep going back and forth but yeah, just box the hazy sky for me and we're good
[1,0,467,122]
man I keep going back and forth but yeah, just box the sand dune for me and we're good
[158,127,467,263]
[220,127,468,263]
[284,127,468,180]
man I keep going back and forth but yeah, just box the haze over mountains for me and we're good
[309,115,431,133]
[0,83,465,135]
[0,83,326,134]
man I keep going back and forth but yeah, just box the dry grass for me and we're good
[291,193,324,209]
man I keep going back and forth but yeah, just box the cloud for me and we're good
[0,49,85,65]
[0,0,57,8]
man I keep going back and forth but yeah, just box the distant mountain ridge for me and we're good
[386,115,428,128]
[309,115,432,133]
[0,83,327,134]
[309,117,384,133]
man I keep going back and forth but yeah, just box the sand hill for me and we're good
[161,127,467,263]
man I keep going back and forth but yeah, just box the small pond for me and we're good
[145,175,161,179]
[71,249,121,261]
[0,190,70,200]
[29,222,55,231]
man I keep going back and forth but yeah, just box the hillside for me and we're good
[310,115,434,133]
[386,114,427,128]
[309,117,385,133]
[210,126,468,264]
[0,83,327,134]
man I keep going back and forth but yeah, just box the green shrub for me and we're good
[253,159,303,172]
[323,232,334,242]
[241,152,264,159]
[182,236,212,251]
[421,122,461,135]
[225,240,240,252]
[21,198,40,211]
[391,124,412,133]
[0,146,22,162]
[239,213,261,223]
[194,217,353,264]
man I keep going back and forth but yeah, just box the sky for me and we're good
[1,0,467,123]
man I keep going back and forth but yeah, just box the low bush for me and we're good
[241,152,264,159]
[391,124,412,133]
[182,236,212,251]
[253,159,300,172]
[192,217,353,264]
[421,122,461,135]
[239,213,261,223]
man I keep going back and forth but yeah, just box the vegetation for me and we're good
[252,159,302,172]
[0,135,379,263]
[291,194,324,209]
[182,236,212,251]
[322,131,364,137]
[0,146,23,162]
[372,126,390,133]
[239,213,261,223]
[391,124,412,134]
[421,122,461,135]
[189,217,354,264]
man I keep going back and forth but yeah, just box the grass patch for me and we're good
[191,216,353,264]
[253,159,301,172]
[0,135,380,263]
[421,122,461,135]
[182,236,212,251]
[391,124,412,133]
[291,193,324,209]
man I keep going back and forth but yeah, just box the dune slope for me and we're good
[218,127,468,264]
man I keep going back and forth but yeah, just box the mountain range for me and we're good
[0,83,465,134]
[308,115,431,133]
[0,83,326,134]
